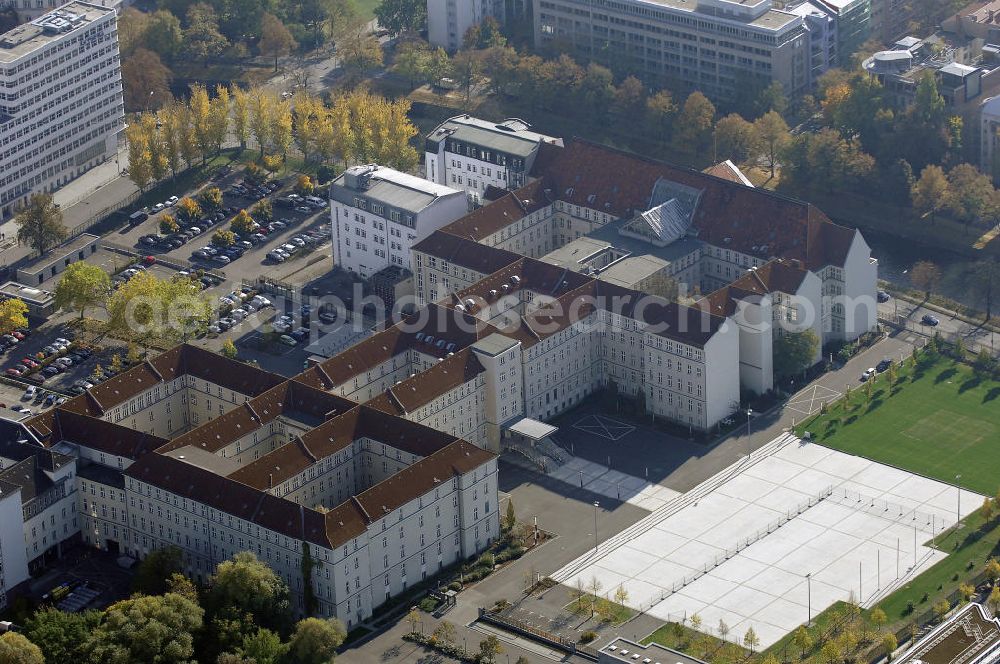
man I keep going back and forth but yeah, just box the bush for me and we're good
[316,164,335,184]
[448,581,463,592]
[580,631,598,643]
[418,597,439,613]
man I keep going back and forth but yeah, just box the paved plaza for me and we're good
[553,434,982,648]
[548,456,682,511]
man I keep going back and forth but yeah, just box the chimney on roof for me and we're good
[268,473,273,488]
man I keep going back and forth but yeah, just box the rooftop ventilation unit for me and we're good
[415,332,424,341]
[446,343,456,352]
[511,275,521,285]
[436,339,446,349]
[424,335,434,345]
[488,289,498,299]
[464,298,476,308]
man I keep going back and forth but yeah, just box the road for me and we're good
[879,295,999,356]
[265,20,386,96]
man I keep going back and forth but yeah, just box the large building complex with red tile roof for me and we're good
[407,130,876,408]
[0,345,499,627]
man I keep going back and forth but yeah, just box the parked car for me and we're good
[876,359,891,373]
[921,314,940,326]
[877,290,890,303]
[214,255,231,264]
[860,368,876,382]
[278,335,298,346]
[44,393,56,407]
[22,386,36,401]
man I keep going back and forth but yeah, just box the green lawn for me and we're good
[354,0,380,21]
[795,355,1000,496]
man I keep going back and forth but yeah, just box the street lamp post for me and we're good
[746,408,752,437]
[806,573,812,626]
[593,501,600,553]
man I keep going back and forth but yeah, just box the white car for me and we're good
[166,196,179,206]
[22,386,36,401]
[290,237,306,247]
[281,243,297,254]
[860,368,876,382]
[152,203,165,212]
[251,296,271,308]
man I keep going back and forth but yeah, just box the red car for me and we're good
[143,255,156,265]
[21,358,39,369]
[4,368,22,377]
[11,331,24,340]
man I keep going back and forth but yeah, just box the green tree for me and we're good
[989,585,1000,614]
[673,91,716,155]
[933,599,951,621]
[259,13,296,70]
[285,617,347,664]
[122,49,173,112]
[947,163,995,229]
[910,261,942,299]
[54,262,110,319]
[145,9,183,60]
[132,546,184,595]
[478,635,503,664]
[972,257,1000,319]
[882,632,898,659]
[821,639,842,664]
[161,215,180,234]
[792,624,814,657]
[374,0,426,35]
[912,164,949,223]
[200,187,223,211]
[177,196,202,222]
[773,329,819,378]
[107,272,211,346]
[184,3,228,67]
[743,626,760,653]
[645,90,677,144]
[578,62,615,121]
[432,621,457,647]
[239,628,285,664]
[208,552,292,634]
[213,229,237,247]
[86,593,204,664]
[714,113,758,164]
[295,174,315,195]
[252,199,273,223]
[230,210,257,236]
[613,75,646,119]
[221,338,239,359]
[505,499,516,531]
[0,632,44,664]
[0,298,28,335]
[23,608,101,664]
[15,193,68,256]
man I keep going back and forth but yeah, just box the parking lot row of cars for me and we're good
[266,224,330,263]
[209,287,274,335]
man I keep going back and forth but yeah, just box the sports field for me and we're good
[796,355,1000,496]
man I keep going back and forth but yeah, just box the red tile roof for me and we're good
[367,348,485,415]
[439,179,549,242]
[529,138,859,271]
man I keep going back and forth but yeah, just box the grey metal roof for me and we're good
[330,167,460,215]
[444,124,539,158]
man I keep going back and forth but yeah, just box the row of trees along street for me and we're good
[125,85,419,194]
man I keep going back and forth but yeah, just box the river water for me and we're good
[864,228,983,310]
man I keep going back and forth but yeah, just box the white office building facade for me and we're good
[0,1,123,220]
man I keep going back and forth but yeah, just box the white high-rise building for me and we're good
[330,164,467,279]
[0,1,124,221]
[427,0,503,52]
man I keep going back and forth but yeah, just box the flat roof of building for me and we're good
[331,165,461,215]
[599,638,708,664]
[427,116,562,158]
[0,281,54,304]
[0,2,113,63]
[18,233,99,276]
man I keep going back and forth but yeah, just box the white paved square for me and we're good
[553,435,981,648]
